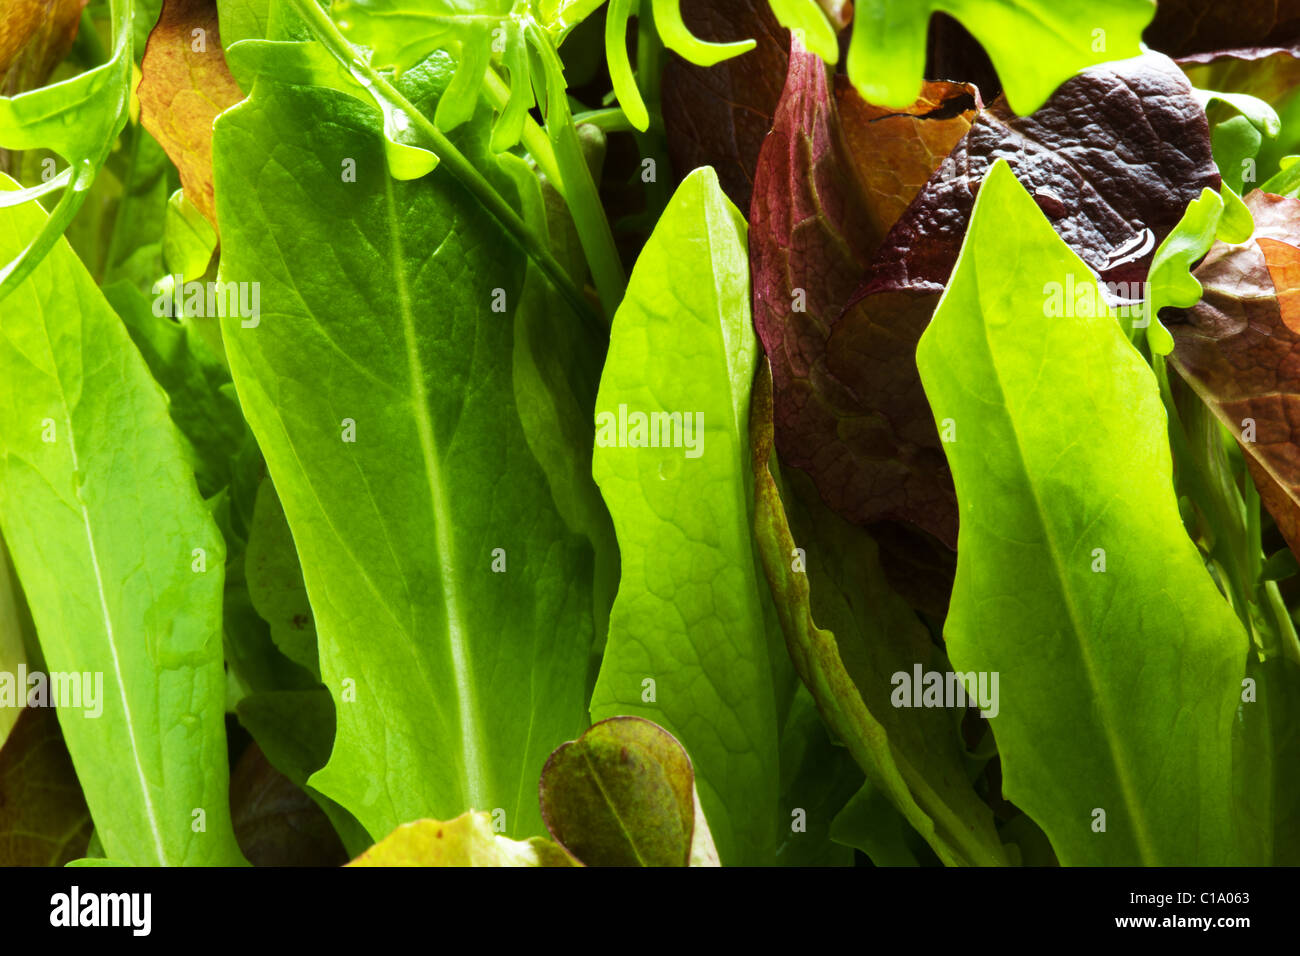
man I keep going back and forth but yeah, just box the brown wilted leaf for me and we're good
[138,0,243,232]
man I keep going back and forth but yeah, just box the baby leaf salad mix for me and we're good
[2,0,1300,868]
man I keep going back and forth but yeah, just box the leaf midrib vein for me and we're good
[35,302,168,866]
[382,175,487,810]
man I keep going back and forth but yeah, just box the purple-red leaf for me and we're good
[753,49,1214,549]
[1146,0,1300,58]
[229,743,348,867]
[829,54,1215,543]
[661,0,789,210]
[860,53,1219,297]
[750,42,975,546]
[0,707,92,866]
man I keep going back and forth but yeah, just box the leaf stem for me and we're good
[480,68,565,193]
[571,107,636,133]
[286,0,600,332]
[633,1,673,221]
[525,20,626,320]
[1264,580,1300,664]
[1156,357,1255,634]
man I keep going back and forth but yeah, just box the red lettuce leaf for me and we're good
[1147,0,1300,58]
[750,41,975,546]
[753,50,1217,550]
[1169,190,1300,558]
[661,0,789,210]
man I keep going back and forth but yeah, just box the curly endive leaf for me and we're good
[652,0,756,65]
[916,160,1248,865]
[329,0,535,146]
[766,0,847,64]
[755,0,1152,113]
[606,0,647,132]
[661,0,789,210]
[845,0,1154,113]
[0,173,244,867]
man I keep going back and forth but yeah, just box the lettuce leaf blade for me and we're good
[0,178,244,866]
[213,65,594,841]
[916,160,1248,865]
[590,168,787,866]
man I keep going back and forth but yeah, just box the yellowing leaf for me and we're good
[348,813,577,867]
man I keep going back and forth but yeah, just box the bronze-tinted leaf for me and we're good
[538,716,719,867]
[0,0,85,96]
[834,77,978,257]
[1169,190,1300,558]
[138,0,244,231]
[0,707,92,866]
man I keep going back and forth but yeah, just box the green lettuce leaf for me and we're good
[1234,657,1300,865]
[0,173,244,866]
[243,479,319,679]
[0,0,135,300]
[213,54,594,841]
[750,364,1007,867]
[589,167,790,865]
[915,160,1249,865]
